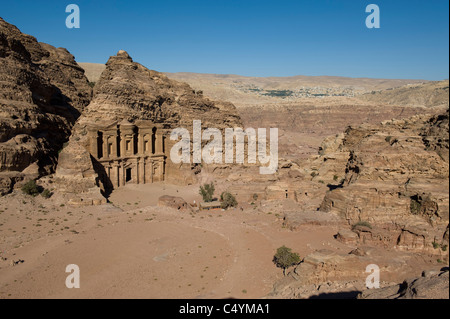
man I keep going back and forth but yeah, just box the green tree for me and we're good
[220,192,238,209]
[21,180,40,197]
[41,189,52,199]
[199,183,215,203]
[273,246,301,276]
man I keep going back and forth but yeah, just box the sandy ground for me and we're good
[0,182,440,299]
[0,182,349,299]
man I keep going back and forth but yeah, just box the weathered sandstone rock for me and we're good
[358,268,449,299]
[158,195,191,211]
[56,50,243,200]
[0,17,91,195]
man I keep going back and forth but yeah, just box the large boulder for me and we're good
[158,195,190,211]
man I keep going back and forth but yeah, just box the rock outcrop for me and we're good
[158,195,191,211]
[358,268,449,299]
[0,17,92,195]
[317,110,449,253]
[268,248,441,299]
[55,50,243,202]
[268,109,449,299]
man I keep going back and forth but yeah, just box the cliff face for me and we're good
[0,17,92,194]
[269,110,449,300]
[55,50,243,202]
[75,50,240,129]
[317,109,449,252]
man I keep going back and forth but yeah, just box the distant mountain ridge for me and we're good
[360,80,449,108]
[79,62,427,90]
[79,62,431,107]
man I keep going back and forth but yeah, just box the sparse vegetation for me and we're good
[432,242,448,251]
[262,89,294,97]
[273,246,301,276]
[220,192,238,209]
[41,189,52,199]
[199,183,215,203]
[410,197,422,215]
[21,180,39,197]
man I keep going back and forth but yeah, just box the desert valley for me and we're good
[0,16,449,299]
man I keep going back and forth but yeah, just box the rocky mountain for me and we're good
[75,51,240,129]
[0,17,92,195]
[56,50,242,204]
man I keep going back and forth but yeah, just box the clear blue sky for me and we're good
[1,0,448,80]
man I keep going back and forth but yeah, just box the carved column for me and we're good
[139,158,146,184]
[134,159,139,184]
[121,163,126,186]
[120,135,125,158]
[138,132,144,155]
[111,163,119,188]
[156,133,163,155]
[103,134,109,159]
[112,134,118,158]
[147,158,153,183]
[117,162,122,187]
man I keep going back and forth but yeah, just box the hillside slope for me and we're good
[359,80,449,108]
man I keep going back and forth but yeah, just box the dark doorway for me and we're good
[152,127,157,154]
[97,132,103,158]
[126,168,132,183]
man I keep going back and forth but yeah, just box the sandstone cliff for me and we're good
[56,50,243,203]
[316,109,449,253]
[269,109,449,299]
[0,17,92,195]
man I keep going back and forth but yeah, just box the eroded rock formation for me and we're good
[315,110,449,253]
[56,50,243,204]
[268,109,449,299]
[358,268,449,299]
[0,17,91,195]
